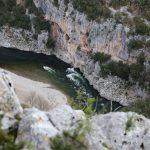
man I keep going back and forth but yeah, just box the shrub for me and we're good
[64,0,69,6]
[135,22,150,35]
[70,89,96,115]
[122,98,150,118]
[130,53,145,81]
[53,0,59,7]
[72,0,111,21]
[0,129,24,150]
[0,1,31,30]
[137,52,145,65]
[13,14,31,30]
[125,116,134,131]
[102,61,130,80]
[146,40,150,47]
[50,121,89,150]
[0,115,24,150]
[130,63,144,81]
[144,11,150,21]
[109,0,128,9]
[128,39,144,51]
[33,17,50,33]
[92,52,111,64]
[46,36,55,49]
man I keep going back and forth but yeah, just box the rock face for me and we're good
[16,105,85,150]
[0,68,150,150]
[0,0,148,106]
[0,69,23,114]
[0,26,50,54]
[88,112,150,150]
[34,0,129,61]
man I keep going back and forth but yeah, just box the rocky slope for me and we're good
[0,68,150,150]
[0,0,149,106]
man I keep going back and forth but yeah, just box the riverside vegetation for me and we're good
[0,0,55,49]
[92,52,147,85]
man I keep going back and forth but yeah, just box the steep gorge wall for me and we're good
[0,0,147,106]
[34,0,129,62]
[33,0,146,105]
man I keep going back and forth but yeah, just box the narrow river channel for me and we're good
[0,47,121,113]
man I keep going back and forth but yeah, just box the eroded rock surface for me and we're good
[88,112,150,150]
[16,105,85,150]
[0,69,23,114]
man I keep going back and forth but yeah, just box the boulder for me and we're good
[16,105,85,150]
[87,112,150,150]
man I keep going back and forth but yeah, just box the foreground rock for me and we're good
[88,112,150,150]
[16,106,85,150]
[0,68,150,150]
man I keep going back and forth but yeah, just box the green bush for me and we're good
[135,22,150,35]
[25,0,43,16]
[0,114,24,150]
[70,89,96,115]
[33,17,50,33]
[109,0,128,9]
[0,0,31,30]
[72,0,112,21]
[122,98,150,118]
[142,10,150,21]
[146,40,150,47]
[99,52,146,83]
[102,61,130,80]
[46,36,55,49]
[53,0,59,7]
[64,0,69,6]
[130,52,145,81]
[50,122,89,150]
[92,52,111,64]
[137,52,145,65]
[130,63,144,81]
[125,116,134,131]
[128,39,144,51]
[0,129,24,150]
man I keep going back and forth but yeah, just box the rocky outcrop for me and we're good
[0,69,23,114]
[0,26,49,54]
[0,67,150,150]
[16,106,85,150]
[0,0,148,106]
[88,112,150,150]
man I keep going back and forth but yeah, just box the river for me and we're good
[0,47,121,113]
